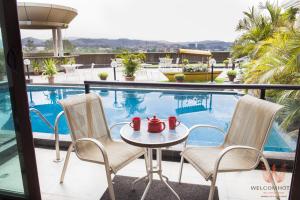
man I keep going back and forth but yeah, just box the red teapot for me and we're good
[147,115,165,133]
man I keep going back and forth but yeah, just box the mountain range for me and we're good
[21,37,232,51]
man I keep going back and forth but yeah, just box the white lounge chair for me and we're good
[59,93,146,200]
[178,95,282,200]
[83,63,95,80]
[89,63,95,80]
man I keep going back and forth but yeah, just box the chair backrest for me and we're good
[224,95,282,150]
[58,93,110,142]
[91,63,95,69]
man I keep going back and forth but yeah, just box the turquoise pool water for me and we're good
[26,85,293,152]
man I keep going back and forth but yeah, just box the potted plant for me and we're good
[0,50,5,81]
[227,70,237,82]
[182,58,189,66]
[98,72,108,80]
[174,74,185,82]
[32,60,41,75]
[223,59,229,68]
[120,52,144,81]
[42,59,57,84]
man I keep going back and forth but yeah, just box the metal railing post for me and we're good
[30,108,54,130]
[85,83,90,94]
[30,108,63,162]
[54,111,64,162]
[260,89,266,100]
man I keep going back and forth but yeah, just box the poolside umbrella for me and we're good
[178,49,212,65]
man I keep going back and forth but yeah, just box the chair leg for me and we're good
[261,156,280,200]
[104,165,115,200]
[60,143,74,183]
[144,152,149,176]
[178,155,184,183]
[208,176,217,200]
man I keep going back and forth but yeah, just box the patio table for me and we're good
[120,119,188,200]
[61,64,83,73]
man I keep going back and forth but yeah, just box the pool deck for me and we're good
[27,67,233,84]
[34,148,291,200]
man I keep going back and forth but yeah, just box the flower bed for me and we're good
[163,65,222,82]
[163,71,222,82]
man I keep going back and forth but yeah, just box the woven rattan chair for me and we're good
[178,95,282,200]
[59,93,146,200]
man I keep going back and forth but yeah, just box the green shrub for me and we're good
[227,70,237,76]
[42,59,57,78]
[182,59,189,65]
[98,72,108,80]
[183,65,208,72]
[32,60,41,73]
[69,57,76,64]
[165,54,171,59]
[118,52,145,77]
[60,57,76,65]
[174,73,185,82]
[223,59,229,65]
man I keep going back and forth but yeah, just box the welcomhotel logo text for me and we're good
[250,185,290,191]
[249,163,290,198]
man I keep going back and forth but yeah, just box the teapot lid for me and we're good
[149,115,160,122]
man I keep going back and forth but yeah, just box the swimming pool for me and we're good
[27,85,293,152]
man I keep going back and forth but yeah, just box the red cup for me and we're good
[130,117,141,131]
[168,116,180,130]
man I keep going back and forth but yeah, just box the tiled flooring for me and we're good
[28,67,231,84]
[29,68,169,84]
[36,148,292,200]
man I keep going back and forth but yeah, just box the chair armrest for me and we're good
[213,145,263,176]
[109,122,130,141]
[188,125,226,135]
[75,138,109,164]
[109,122,130,132]
[183,125,226,148]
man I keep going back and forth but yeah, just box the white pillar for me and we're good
[52,29,58,56]
[57,27,64,57]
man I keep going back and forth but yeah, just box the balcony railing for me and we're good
[84,81,300,100]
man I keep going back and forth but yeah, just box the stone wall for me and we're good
[23,51,231,71]
[74,51,230,66]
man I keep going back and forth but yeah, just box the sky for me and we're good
[19,0,268,42]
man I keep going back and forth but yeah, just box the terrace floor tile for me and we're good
[35,148,291,200]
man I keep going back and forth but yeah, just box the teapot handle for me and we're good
[161,122,166,131]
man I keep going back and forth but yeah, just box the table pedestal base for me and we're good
[131,148,180,200]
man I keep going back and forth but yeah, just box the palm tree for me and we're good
[244,30,300,84]
[233,1,300,133]
[232,1,298,59]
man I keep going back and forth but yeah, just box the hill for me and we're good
[21,37,232,51]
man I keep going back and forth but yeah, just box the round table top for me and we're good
[61,64,83,68]
[120,120,189,148]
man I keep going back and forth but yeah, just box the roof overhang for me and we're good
[179,49,212,56]
[17,2,78,29]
